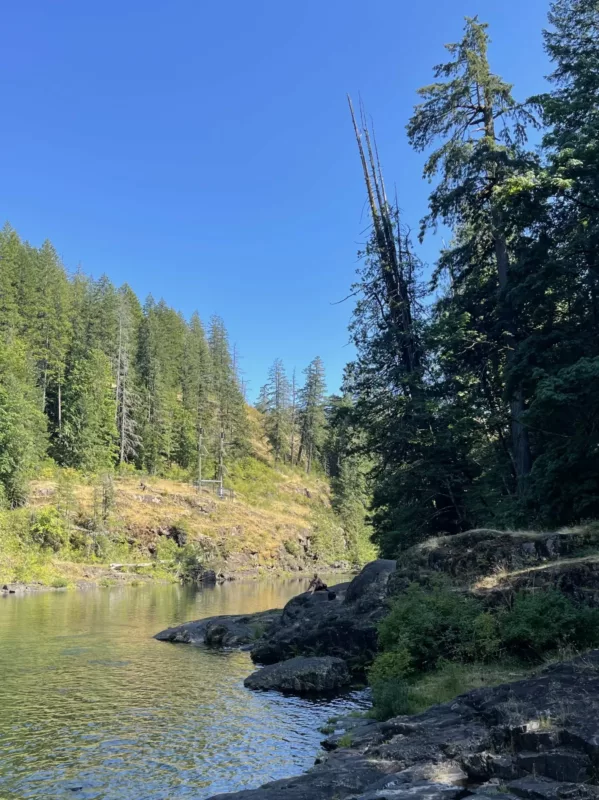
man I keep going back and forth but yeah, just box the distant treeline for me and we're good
[0,227,337,506]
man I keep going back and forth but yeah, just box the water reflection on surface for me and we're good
[0,577,367,799]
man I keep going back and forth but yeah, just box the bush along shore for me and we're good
[156,525,599,800]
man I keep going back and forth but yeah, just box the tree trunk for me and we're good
[484,94,532,491]
[493,225,532,489]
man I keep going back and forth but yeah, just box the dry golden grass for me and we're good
[26,463,335,574]
[473,554,599,590]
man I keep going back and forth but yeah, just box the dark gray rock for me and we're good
[344,559,397,607]
[507,777,599,800]
[244,656,350,695]
[204,749,396,800]
[206,650,599,800]
[250,560,397,672]
[154,608,280,649]
[475,557,599,608]
[392,528,599,587]
[153,559,398,671]
[321,716,380,751]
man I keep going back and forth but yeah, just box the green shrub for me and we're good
[283,539,301,557]
[29,508,68,552]
[370,582,599,721]
[500,590,599,658]
[370,679,414,719]
[174,544,206,582]
[369,648,414,683]
[378,581,499,673]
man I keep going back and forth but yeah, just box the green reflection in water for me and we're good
[0,576,365,799]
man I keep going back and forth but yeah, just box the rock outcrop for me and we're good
[394,527,599,584]
[154,608,280,649]
[244,656,350,695]
[475,555,599,608]
[155,560,398,675]
[208,649,599,800]
[250,560,397,672]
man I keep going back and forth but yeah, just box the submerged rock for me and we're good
[244,656,350,695]
[207,649,599,800]
[154,608,280,649]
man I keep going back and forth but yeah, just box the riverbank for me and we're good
[154,526,599,799]
[207,649,599,800]
[0,459,376,589]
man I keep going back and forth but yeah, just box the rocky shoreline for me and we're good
[208,650,599,800]
[155,559,397,692]
[154,526,599,800]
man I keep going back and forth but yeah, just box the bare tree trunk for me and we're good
[119,382,127,464]
[115,313,123,423]
[290,370,297,466]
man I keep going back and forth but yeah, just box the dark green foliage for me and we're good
[525,359,599,523]
[259,358,292,464]
[326,394,377,563]
[346,3,599,554]
[56,349,118,472]
[377,583,599,679]
[370,582,599,719]
[174,543,209,582]
[0,338,47,506]
[499,589,599,658]
[208,316,248,460]
[30,508,68,552]
[0,226,249,484]
[298,356,327,473]
[370,679,413,720]
[377,582,500,675]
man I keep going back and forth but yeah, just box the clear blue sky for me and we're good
[1,0,551,401]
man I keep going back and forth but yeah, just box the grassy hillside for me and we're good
[0,454,375,588]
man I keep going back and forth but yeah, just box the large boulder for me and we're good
[344,559,397,608]
[207,649,599,800]
[250,560,397,672]
[154,608,280,649]
[244,656,350,695]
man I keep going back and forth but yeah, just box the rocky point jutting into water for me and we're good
[156,526,599,800]
[155,558,398,685]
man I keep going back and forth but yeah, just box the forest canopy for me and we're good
[1,0,597,564]
[343,0,599,555]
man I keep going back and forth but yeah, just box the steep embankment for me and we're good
[0,456,367,589]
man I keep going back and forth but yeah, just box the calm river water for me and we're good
[0,577,366,800]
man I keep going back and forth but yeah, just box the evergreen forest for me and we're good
[341,0,599,555]
[1,0,598,564]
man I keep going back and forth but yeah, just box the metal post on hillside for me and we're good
[218,431,225,498]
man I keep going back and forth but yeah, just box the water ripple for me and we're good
[0,578,367,799]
